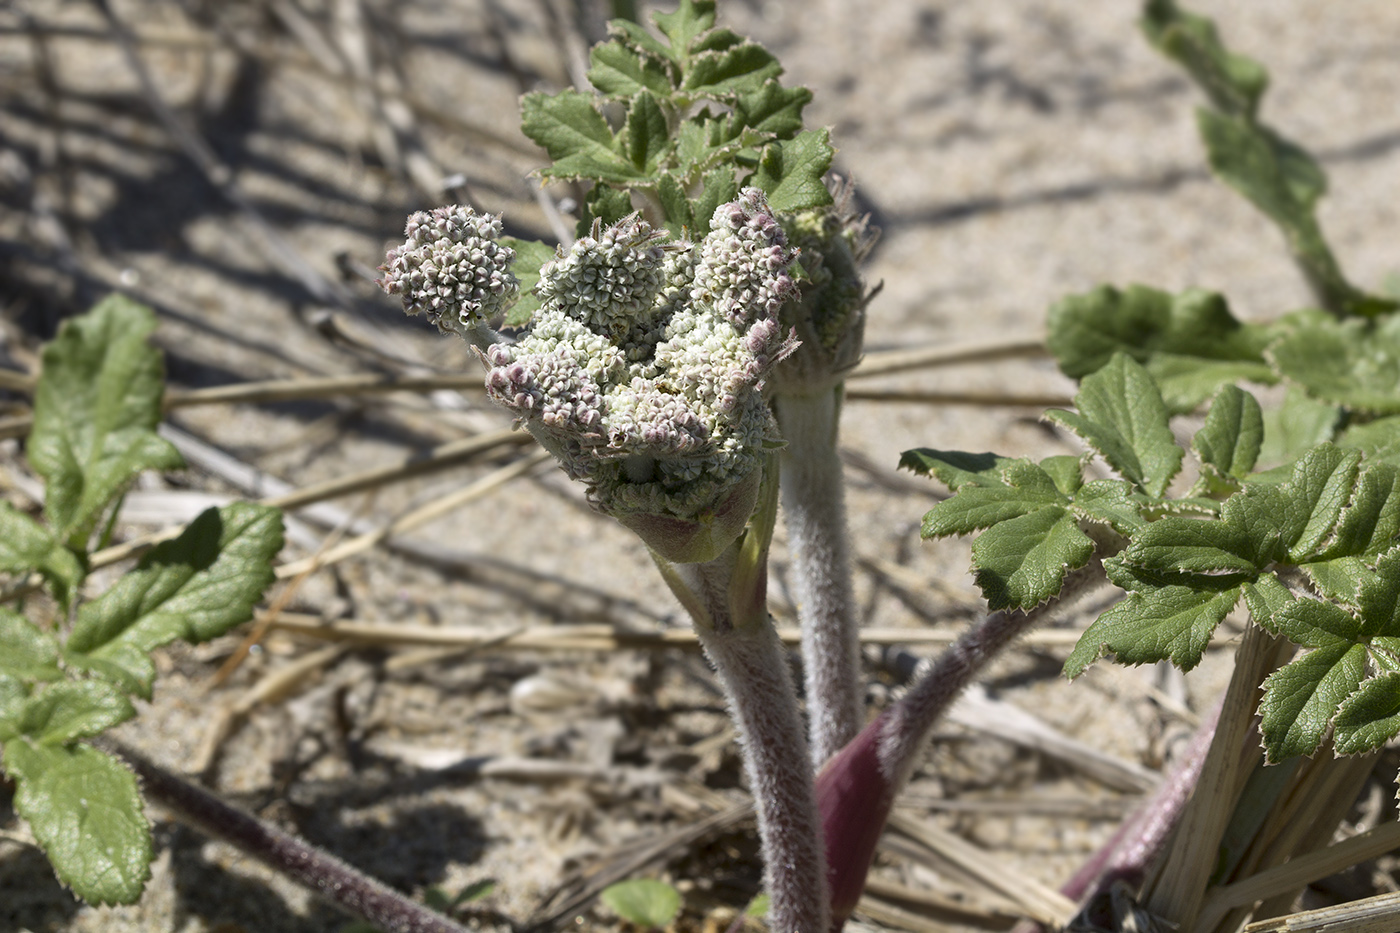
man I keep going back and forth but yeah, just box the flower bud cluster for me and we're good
[483,190,797,561]
[379,206,518,337]
[772,176,880,394]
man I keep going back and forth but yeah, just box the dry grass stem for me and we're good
[842,388,1076,407]
[850,338,1050,380]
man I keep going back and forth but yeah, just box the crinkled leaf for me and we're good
[0,674,24,731]
[522,90,647,184]
[652,0,714,58]
[1071,479,1149,534]
[1045,286,1271,398]
[500,237,557,328]
[749,129,833,213]
[4,739,151,905]
[1339,417,1400,470]
[0,503,84,605]
[1303,557,1370,606]
[62,643,156,700]
[16,680,134,745]
[1119,511,1269,578]
[921,461,1066,538]
[624,89,670,173]
[1046,353,1183,497]
[1140,0,1267,119]
[1334,673,1400,755]
[1264,596,1363,650]
[656,172,695,238]
[1194,384,1264,482]
[1319,463,1400,560]
[1064,576,1241,676]
[1148,353,1276,415]
[899,449,1019,492]
[733,81,812,139]
[577,185,635,236]
[681,40,781,100]
[1357,549,1400,639]
[67,503,283,664]
[690,167,738,236]
[1039,456,1085,497]
[608,18,676,64]
[1242,573,1294,629]
[601,878,682,928]
[587,41,674,98]
[0,607,62,682]
[1279,444,1361,561]
[1257,385,1342,474]
[1259,642,1367,761]
[28,295,184,549]
[971,506,1094,612]
[1269,315,1400,415]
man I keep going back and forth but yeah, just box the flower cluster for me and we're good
[483,189,797,562]
[772,176,879,394]
[379,206,517,337]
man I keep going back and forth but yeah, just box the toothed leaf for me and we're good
[971,506,1095,612]
[1046,353,1183,497]
[28,295,184,550]
[3,740,151,905]
[1259,640,1367,761]
[1334,673,1400,755]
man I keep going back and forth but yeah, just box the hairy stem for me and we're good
[774,389,863,767]
[670,555,829,933]
[97,738,473,933]
[817,559,1104,928]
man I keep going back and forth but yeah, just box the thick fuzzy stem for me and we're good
[817,560,1104,929]
[673,557,829,933]
[774,389,863,767]
[97,738,472,933]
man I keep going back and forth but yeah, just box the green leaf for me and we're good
[1339,417,1400,470]
[1195,109,1374,316]
[1278,443,1361,561]
[62,643,156,699]
[691,167,739,236]
[1356,549,1400,639]
[1045,286,1271,397]
[1334,672,1400,755]
[1119,510,1269,577]
[1046,353,1183,497]
[578,185,636,237]
[0,503,84,605]
[1257,385,1342,473]
[899,449,1020,492]
[749,129,833,213]
[624,89,670,173]
[1140,0,1267,119]
[1039,456,1085,497]
[656,173,695,237]
[1303,557,1370,606]
[971,506,1095,612]
[681,40,782,100]
[16,680,135,745]
[652,0,715,58]
[587,41,675,98]
[1194,384,1264,482]
[1148,354,1277,415]
[1071,479,1149,534]
[1264,596,1364,650]
[67,503,283,670]
[600,878,682,928]
[1269,315,1400,414]
[1242,573,1294,628]
[500,238,558,328]
[609,18,677,65]
[921,461,1066,538]
[1259,641,1367,761]
[733,81,812,139]
[1064,574,1241,676]
[28,295,184,549]
[0,608,62,682]
[521,91,647,185]
[4,739,152,905]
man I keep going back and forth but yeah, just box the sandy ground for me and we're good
[1,0,1398,931]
